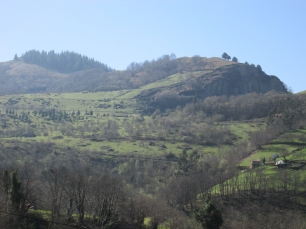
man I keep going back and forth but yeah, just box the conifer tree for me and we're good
[9,170,23,211]
[195,195,223,229]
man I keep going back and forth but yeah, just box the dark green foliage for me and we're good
[9,170,23,211]
[150,91,192,111]
[186,92,277,121]
[176,150,199,176]
[267,94,306,129]
[14,54,19,61]
[2,170,10,195]
[232,56,238,62]
[21,212,49,229]
[21,50,112,73]
[257,64,262,70]
[195,196,223,229]
[221,52,231,60]
[126,54,177,73]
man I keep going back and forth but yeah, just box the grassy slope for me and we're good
[0,57,275,161]
[210,127,306,194]
[0,91,137,115]
[119,72,189,99]
[0,90,261,161]
[240,128,306,166]
[119,57,237,99]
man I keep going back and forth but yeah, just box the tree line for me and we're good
[20,50,112,73]
[0,163,222,229]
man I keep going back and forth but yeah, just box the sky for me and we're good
[1,0,305,93]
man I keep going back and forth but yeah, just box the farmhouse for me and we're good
[250,160,261,169]
[276,160,288,168]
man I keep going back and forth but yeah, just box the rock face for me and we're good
[180,64,287,98]
[137,63,288,110]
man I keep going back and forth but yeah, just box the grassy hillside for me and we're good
[208,126,306,198]
[0,91,262,159]
[0,55,288,101]
[240,128,306,167]
[0,91,305,229]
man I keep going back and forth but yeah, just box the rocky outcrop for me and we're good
[180,64,287,98]
[137,63,288,110]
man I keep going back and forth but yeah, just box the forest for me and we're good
[20,50,112,73]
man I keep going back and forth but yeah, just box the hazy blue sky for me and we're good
[1,0,305,92]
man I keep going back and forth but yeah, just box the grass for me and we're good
[211,126,306,195]
[118,73,186,99]
[240,128,306,167]
[1,90,261,159]
[0,91,138,116]
[1,90,303,169]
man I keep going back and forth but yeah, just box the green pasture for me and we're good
[212,165,306,195]
[118,70,211,100]
[118,71,199,99]
[0,90,263,159]
[239,144,293,167]
[0,91,138,116]
[211,127,306,195]
[229,122,263,141]
[1,90,301,164]
[8,134,225,158]
[240,128,306,167]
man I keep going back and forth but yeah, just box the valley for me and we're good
[0,52,305,229]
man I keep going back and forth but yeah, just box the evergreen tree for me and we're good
[9,170,23,211]
[21,50,112,73]
[232,56,238,62]
[221,52,231,60]
[195,195,223,229]
[257,64,262,70]
[176,150,199,176]
[2,170,10,195]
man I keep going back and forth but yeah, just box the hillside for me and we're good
[0,60,67,94]
[0,71,304,228]
[0,55,288,102]
[135,62,287,111]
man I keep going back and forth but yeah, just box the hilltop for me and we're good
[136,60,287,110]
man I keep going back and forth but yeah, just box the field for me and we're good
[209,127,306,195]
[240,128,306,167]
